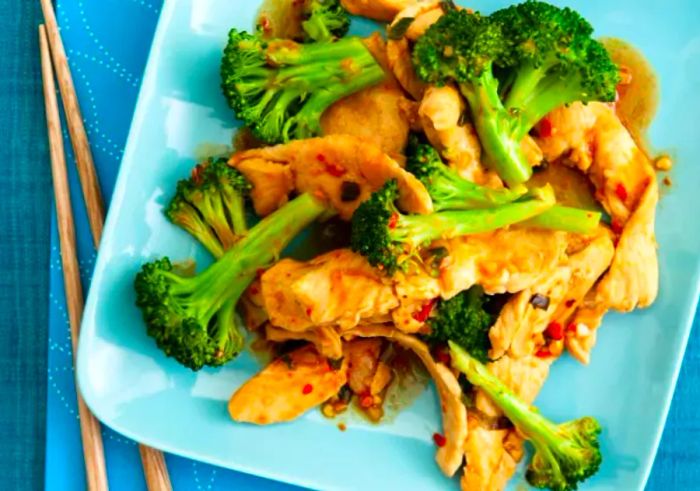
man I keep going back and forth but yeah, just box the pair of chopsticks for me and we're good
[39,0,172,490]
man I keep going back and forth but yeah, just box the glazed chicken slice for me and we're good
[489,230,615,359]
[536,101,654,224]
[462,355,552,491]
[229,135,433,219]
[265,324,344,360]
[321,34,416,159]
[341,0,417,22]
[436,229,569,298]
[344,325,467,477]
[261,249,398,332]
[228,345,347,425]
[418,85,492,185]
[566,178,659,363]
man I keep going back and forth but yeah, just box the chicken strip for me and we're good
[265,324,344,360]
[341,0,417,22]
[418,85,498,186]
[344,325,467,477]
[385,1,443,99]
[228,345,347,424]
[321,34,416,158]
[437,229,569,298]
[261,249,398,332]
[462,355,552,491]
[567,178,659,363]
[229,135,433,218]
[536,101,653,224]
[489,230,615,359]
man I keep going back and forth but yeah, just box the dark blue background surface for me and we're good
[0,0,696,489]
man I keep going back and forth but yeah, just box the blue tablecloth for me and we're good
[31,1,699,490]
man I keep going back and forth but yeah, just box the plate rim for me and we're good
[76,0,700,489]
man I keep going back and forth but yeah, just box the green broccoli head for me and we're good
[351,179,556,275]
[405,137,526,210]
[491,0,593,69]
[350,179,407,274]
[301,0,350,42]
[491,0,620,131]
[139,193,330,370]
[413,9,505,86]
[221,29,385,144]
[426,286,494,363]
[134,257,245,371]
[526,416,603,491]
[450,341,603,491]
[412,3,620,188]
[166,158,251,258]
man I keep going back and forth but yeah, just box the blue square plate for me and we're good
[78,1,700,489]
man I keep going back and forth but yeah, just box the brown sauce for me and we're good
[602,37,660,151]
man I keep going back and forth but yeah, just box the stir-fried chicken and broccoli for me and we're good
[132,1,666,489]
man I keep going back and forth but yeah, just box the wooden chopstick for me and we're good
[38,3,174,489]
[39,0,104,245]
[40,24,109,491]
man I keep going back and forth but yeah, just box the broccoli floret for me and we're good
[426,286,494,363]
[413,5,619,187]
[301,0,350,42]
[405,139,602,233]
[350,180,555,274]
[135,193,329,370]
[405,137,526,211]
[221,30,385,144]
[493,1,620,132]
[450,342,603,491]
[165,158,251,258]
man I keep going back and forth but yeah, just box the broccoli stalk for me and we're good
[350,179,555,274]
[406,139,602,234]
[301,0,350,42]
[166,158,251,258]
[450,342,603,491]
[135,193,328,370]
[406,139,526,210]
[413,5,619,187]
[221,30,385,144]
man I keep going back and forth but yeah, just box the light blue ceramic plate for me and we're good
[78,1,700,489]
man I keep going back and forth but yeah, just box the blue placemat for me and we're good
[45,2,298,489]
[44,1,698,490]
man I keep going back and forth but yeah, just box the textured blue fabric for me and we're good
[21,1,697,490]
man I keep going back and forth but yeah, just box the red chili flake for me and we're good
[256,268,266,278]
[323,162,347,177]
[436,349,451,366]
[306,307,313,317]
[191,163,206,184]
[413,298,437,323]
[249,286,259,295]
[565,299,576,308]
[615,183,628,202]
[566,322,578,333]
[316,153,326,163]
[610,218,624,235]
[539,117,553,138]
[302,384,313,395]
[259,16,272,33]
[388,212,399,229]
[545,321,564,341]
[360,394,374,408]
[433,433,447,447]
[535,347,552,358]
